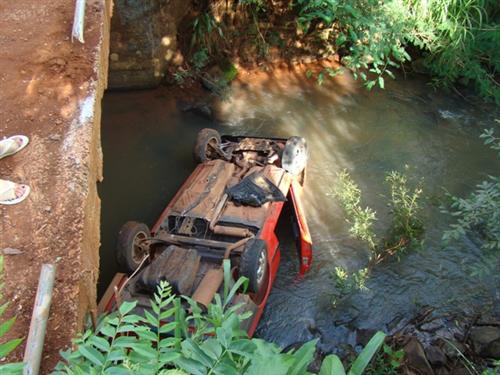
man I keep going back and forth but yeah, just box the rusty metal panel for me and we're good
[220,165,291,228]
[169,160,235,222]
[192,268,224,307]
[137,245,200,295]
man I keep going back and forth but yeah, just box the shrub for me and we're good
[332,169,425,294]
[296,0,412,90]
[294,0,500,103]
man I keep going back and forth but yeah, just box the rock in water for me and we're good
[470,326,500,358]
[404,337,434,375]
[424,345,447,367]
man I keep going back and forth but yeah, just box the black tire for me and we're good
[239,239,268,294]
[193,128,222,163]
[116,221,150,274]
[281,136,308,176]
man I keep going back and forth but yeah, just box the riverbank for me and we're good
[0,0,110,371]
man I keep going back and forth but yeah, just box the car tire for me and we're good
[193,128,222,163]
[116,221,150,274]
[281,136,308,176]
[239,239,268,294]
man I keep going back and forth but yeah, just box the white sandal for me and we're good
[0,135,29,160]
[0,179,30,205]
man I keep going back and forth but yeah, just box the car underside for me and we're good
[101,129,312,336]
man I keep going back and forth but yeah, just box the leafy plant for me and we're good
[239,0,270,57]
[408,0,500,104]
[365,344,404,375]
[53,260,387,374]
[332,169,425,295]
[0,256,24,374]
[293,0,500,102]
[192,48,210,71]
[333,170,378,252]
[191,12,224,55]
[385,171,424,246]
[295,0,412,89]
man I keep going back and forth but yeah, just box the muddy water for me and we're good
[99,70,500,353]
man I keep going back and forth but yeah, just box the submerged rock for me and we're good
[424,345,447,367]
[470,326,500,358]
[356,328,378,347]
[176,99,214,120]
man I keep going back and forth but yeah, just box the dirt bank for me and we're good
[0,0,111,372]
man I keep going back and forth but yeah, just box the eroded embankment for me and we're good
[0,0,111,372]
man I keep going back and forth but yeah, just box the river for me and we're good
[99,68,500,353]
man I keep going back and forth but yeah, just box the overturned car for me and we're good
[100,129,313,335]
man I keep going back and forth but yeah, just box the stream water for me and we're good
[99,69,499,353]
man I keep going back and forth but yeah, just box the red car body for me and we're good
[99,132,313,336]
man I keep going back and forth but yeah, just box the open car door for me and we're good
[289,179,313,274]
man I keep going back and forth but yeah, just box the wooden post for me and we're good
[23,264,56,375]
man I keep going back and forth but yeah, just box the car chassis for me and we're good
[99,129,313,336]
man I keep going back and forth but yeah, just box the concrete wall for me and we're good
[109,0,191,89]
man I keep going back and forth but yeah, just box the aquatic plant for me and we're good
[332,169,425,294]
[332,170,378,252]
[0,256,24,373]
[385,171,424,248]
[53,261,386,374]
[443,127,500,251]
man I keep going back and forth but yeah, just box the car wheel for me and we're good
[239,239,268,294]
[282,136,308,176]
[193,128,222,163]
[116,221,150,274]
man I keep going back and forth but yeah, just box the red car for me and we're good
[100,129,313,336]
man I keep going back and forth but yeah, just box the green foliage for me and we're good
[295,0,412,89]
[293,0,500,103]
[0,256,23,374]
[239,0,270,57]
[192,48,210,71]
[53,260,386,374]
[318,346,393,375]
[191,12,224,54]
[409,0,500,103]
[333,170,378,251]
[332,169,425,296]
[333,169,424,256]
[365,344,404,375]
[385,171,424,244]
[443,128,500,250]
[333,267,369,303]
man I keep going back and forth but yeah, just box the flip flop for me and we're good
[0,179,30,205]
[0,135,30,160]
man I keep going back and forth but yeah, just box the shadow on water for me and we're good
[99,69,500,352]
